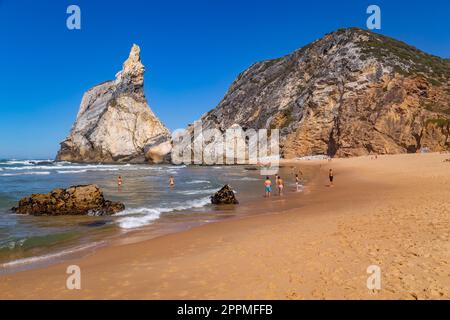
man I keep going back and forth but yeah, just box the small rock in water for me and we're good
[12,184,125,216]
[211,185,239,205]
[79,220,108,227]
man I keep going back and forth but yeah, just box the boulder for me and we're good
[144,135,173,164]
[12,185,124,216]
[211,185,239,205]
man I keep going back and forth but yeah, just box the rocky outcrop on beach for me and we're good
[191,28,450,158]
[57,44,171,163]
[12,185,125,216]
[211,185,239,205]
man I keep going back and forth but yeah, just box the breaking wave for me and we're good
[0,171,51,177]
[116,196,211,229]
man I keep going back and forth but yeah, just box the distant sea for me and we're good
[0,159,304,272]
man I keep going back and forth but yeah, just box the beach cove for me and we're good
[0,153,449,299]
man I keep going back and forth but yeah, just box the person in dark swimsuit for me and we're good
[329,169,334,186]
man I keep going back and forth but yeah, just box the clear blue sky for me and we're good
[0,0,449,159]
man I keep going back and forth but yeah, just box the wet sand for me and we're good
[0,153,449,299]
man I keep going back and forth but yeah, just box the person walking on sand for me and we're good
[264,176,272,197]
[295,174,301,192]
[169,176,175,188]
[329,169,334,187]
[277,176,284,196]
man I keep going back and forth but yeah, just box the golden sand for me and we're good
[1,153,449,299]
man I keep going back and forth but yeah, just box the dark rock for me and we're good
[12,184,125,216]
[79,220,108,227]
[211,185,239,205]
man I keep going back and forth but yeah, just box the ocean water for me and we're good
[0,159,305,270]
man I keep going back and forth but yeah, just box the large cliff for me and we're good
[192,28,450,158]
[57,44,171,163]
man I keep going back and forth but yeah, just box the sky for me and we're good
[0,0,449,159]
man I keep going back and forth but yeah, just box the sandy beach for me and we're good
[0,153,449,299]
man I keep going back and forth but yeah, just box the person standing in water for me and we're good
[275,175,280,194]
[329,169,334,187]
[277,176,284,196]
[117,176,123,189]
[169,176,175,188]
[264,176,272,197]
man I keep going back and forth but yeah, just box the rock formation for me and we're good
[57,44,171,163]
[211,185,239,205]
[190,28,449,158]
[12,185,124,216]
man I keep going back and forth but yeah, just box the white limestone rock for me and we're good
[57,44,171,163]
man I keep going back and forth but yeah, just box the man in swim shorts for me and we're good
[264,176,272,197]
[329,169,334,186]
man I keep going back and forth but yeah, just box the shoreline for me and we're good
[0,153,449,299]
[0,162,319,274]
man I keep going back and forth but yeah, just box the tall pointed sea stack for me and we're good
[57,44,171,163]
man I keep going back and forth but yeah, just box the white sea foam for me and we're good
[167,165,186,169]
[116,209,161,229]
[179,188,219,195]
[186,180,210,184]
[0,160,53,165]
[0,171,51,177]
[116,196,211,229]
[0,241,105,269]
[4,164,170,172]
[6,164,121,171]
[232,177,259,181]
[56,170,88,174]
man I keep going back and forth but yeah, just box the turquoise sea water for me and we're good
[0,159,299,270]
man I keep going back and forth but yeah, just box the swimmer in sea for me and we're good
[169,176,175,188]
[264,176,272,198]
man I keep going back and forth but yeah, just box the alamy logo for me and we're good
[66,265,81,290]
[366,265,381,290]
[366,5,381,30]
[172,121,280,175]
[66,5,81,30]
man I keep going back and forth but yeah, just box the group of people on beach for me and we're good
[263,172,303,198]
[264,168,334,197]
[117,168,334,197]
